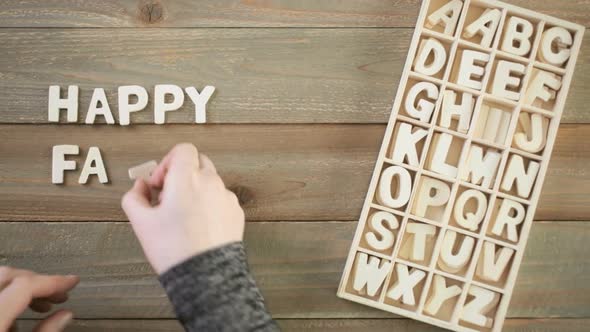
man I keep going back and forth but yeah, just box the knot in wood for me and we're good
[139,1,164,24]
[228,185,255,206]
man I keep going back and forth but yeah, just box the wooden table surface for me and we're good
[1,1,588,331]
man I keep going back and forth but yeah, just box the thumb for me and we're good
[122,179,152,222]
[33,310,72,332]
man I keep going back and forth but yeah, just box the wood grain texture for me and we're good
[0,29,588,124]
[0,0,588,28]
[0,124,588,221]
[3,221,589,319]
[16,318,590,332]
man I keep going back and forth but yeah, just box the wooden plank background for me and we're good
[0,1,588,331]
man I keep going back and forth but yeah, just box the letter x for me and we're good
[386,264,426,305]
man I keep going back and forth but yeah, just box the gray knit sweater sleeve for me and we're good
[159,242,280,332]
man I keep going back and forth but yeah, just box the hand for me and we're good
[122,143,245,275]
[0,267,79,332]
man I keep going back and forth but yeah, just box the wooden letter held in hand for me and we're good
[339,1,584,331]
[129,160,158,181]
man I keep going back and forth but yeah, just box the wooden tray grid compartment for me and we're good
[338,0,584,331]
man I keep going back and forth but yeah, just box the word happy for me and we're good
[338,0,583,331]
[50,84,215,184]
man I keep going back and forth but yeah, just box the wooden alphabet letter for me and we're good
[453,189,487,231]
[78,147,108,184]
[412,177,451,219]
[463,9,502,48]
[539,27,573,66]
[476,242,514,282]
[439,90,474,133]
[128,160,158,181]
[52,145,79,184]
[438,231,475,273]
[185,86,215,124]
[491,60,526,101]
[154,84,185,124]
[425,0,463,35]
[405,223,436,261]
[85,88,115,124]
[501,154,540,198]
[424,275,462,315]
[386,264,426,305]
[459,145,501,189]
[524,69,562,107]
[476,105,511,144]
[460,286,500,328]
[390,123,428,166]
[501,16,534,56]
[491,198,525,242]
[457,50,490,90]
[404,82,439,122]
[376,165,413,209]
[48,85,79,123]
[365,211,399,251]
[427,133,459,178]
[352,252,391,297]
[513,112,549,153]
[118,85,148,126]
[414,38,447,76]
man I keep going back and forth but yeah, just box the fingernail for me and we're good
[58,312,73,329]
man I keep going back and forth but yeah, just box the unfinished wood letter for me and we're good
[154,84,185,124]
[376,165,412,209]
[85,88,115,124]
[454,189,487,231]
[501,16,534,56]
[463,9,502,48]
[78,147,108,184]
[477,105,511,144]
[118,85,148,126]
[457,50,490,90]
[459,145,501,189]
[439,230,475,273]
[424,275,462,315]
[48,85,78,123]
[501,154,540,198]
[514,113,549,153]
[413,177,451,219]
[491,60,526,101]
[414,38,447,76]
[128,160,158,181]
[390,123,428,166]
[476,242,514,282]
[52,145,79,184]
[461,286,500,328]
[405,223,436,261]
[439,90,474,133]
[404,82,439,122]
[365,211,399,251]
[491,198,525,242]
[524,69,562,107]
[539,27,573,66]
[352,252,391,297]
[386,264,426,306]
[426,0,463,35]
[428,133,459,178]
[185,86,215,124]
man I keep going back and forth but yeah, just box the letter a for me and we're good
[426,0,463,35]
